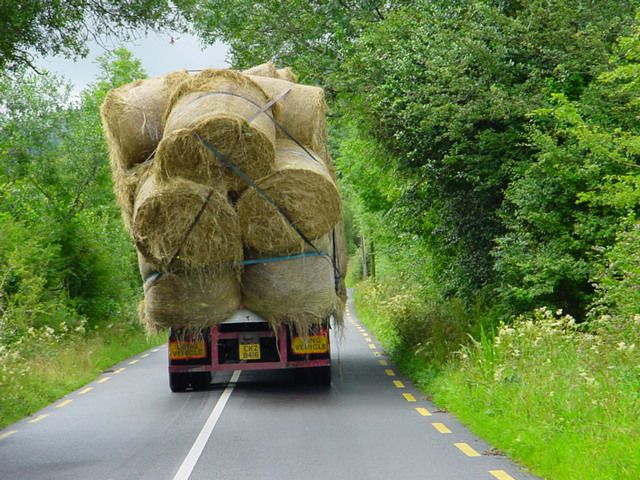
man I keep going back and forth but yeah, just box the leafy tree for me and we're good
[0,49,145,342]
[495,20,640,319]
[185,0,405,87]
[0,0,191,73]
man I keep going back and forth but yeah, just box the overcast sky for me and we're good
[36,31,230,93]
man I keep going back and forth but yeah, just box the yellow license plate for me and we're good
[292,335,329,354]
[170,340,206,360]
[239,343,261,360]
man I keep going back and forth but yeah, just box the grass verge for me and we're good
[0,322,164,429]
[354,280,640,480]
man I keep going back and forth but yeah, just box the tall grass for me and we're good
[355,279,640,480]
[0,319,164,429]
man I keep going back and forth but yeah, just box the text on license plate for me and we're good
[170,340,206,360]
[239,343,261,360]
[292,335,329,354]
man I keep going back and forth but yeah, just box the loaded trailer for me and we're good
[168,309,332,392]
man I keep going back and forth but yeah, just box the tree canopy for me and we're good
[0,0,192,73]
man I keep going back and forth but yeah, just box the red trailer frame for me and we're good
[167,311,332,391]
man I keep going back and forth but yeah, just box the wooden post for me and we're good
[370,240,376,279]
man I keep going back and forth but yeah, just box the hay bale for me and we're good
[242,62,278,78]
[111,158,153,234]
[246,75,330,165]
[158,69,277,193]
[237,139,342,254]
[242,239,339,332]
[132,175,242,270]
[143,269,241,329]
[101,71,189,170]
[276,67,298,83]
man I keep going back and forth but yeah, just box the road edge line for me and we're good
[172,370,241,480]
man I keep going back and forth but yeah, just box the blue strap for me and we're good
[242,251,329,266]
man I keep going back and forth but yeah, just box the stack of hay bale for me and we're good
[101,63,347,333]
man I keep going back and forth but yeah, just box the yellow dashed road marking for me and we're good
[362,333,369,337]
[55,399,73,409]
[113,367,125,374]
[378,359,388,366]
[365,338,373,343]
[416,407,432,416]
[28,414,49,424]
[368,343,376,349]
[78,387,93,395]
[455,442,481,457]
[373,351,382,357]
[385,369,396,376]
[489,471,516,480]
[402,393,416,402]
[96,377,111,384]
[152,348,160,352]
[432,422,451,433]
[140,353,150,358]
[0,430,18,440]
[393,380,405,388]
[128,359,139,365]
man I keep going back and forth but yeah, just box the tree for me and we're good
[0,0,190,74]
[0,48,146,340]
[185,0,406,87]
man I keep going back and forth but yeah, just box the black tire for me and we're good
[169,371,210,392]
[311,366,331,386]
[294,366,331,386]
[190,372,211,391]
[169,372,189,392]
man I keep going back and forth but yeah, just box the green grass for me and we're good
[354,281,640,480]
[0,323,164,429]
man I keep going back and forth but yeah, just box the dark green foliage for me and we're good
[0,50,145,345]
[185,0,403,87]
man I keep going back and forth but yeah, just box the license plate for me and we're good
[292,335,329,354]
[239,343,261,360]
[169,340,206,360]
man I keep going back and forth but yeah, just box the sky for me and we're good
[36,31,230,94]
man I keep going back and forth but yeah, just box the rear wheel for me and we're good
[169,372,189,392]
[312,366,331,386]
[294,366,331,386]
[169,371,210,392]
[190,372,211,391]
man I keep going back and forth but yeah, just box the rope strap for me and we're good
[193,132,321,255]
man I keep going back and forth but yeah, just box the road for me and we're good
[0,296,539,480]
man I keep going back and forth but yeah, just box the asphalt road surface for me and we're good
[0,295,540,480]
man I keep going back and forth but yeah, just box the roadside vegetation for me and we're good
[195,2,640,479]
[3,2,640,477]
[0,50,162,428]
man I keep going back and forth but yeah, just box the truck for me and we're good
[167,309,333,391]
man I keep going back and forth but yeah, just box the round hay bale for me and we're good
[237,140,342,255]
[246,75,330,166]
[242,249,338,333]
[132,175,242,270]
[143,269,241,329]
[101,71,189,170]
[276,67,298,83]
[111,158,153,235]
[242,62,278,78]
[158,69,277,193]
